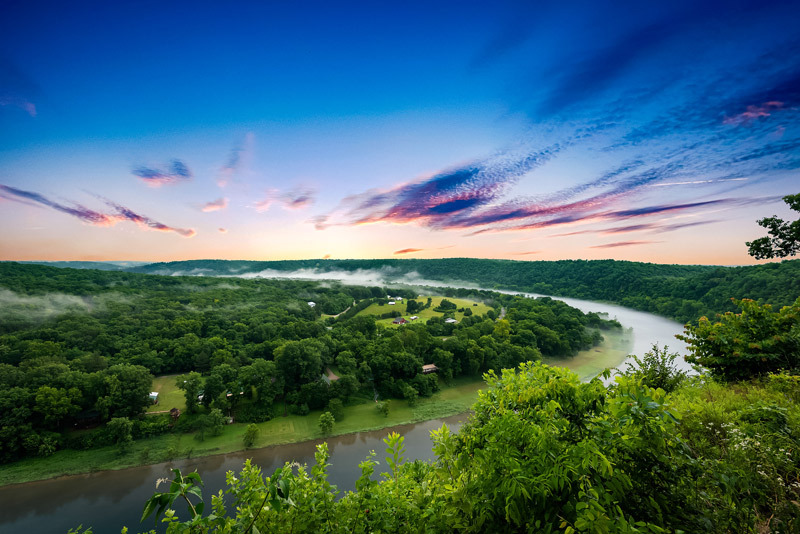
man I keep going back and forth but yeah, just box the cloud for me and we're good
[511,250,541,255]
[254,187,316,212]
[132,159,192,187]
[394,248,424,255]
[217,133,253,188]
[218,227,227,233]
[0,56,39,117]
[0,184,195,237]
[317,142,563,230]
[590,240,661,249]
[201,197,228,212]
[322,254,331,259]
[723,101,786,126]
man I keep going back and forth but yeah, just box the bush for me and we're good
[327,398,344,421]
[243,423,259,448]
[678,297,800,381]
[318,411,335,434]
[622,343,687,393]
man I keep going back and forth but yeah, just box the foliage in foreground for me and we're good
[679,297,800,381]
[73,360,799,534]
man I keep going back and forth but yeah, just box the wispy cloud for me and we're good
[254,187,315,212]
[0,56,39,117]
[218,227,227,233]
[511,250,541,255]
[132,160,192,187]
[201,197,228,212]
[590,240,661,249]
[0,184,195,237]
[317,142,563,230]
[217,133,253,188]
[394,248,424,255]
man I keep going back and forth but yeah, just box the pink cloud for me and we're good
[723,101,784,126]
[394,248,424,255]
[202,197,228,212]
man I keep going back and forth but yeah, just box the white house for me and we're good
[308,301,316,308]
[445,318,458,324]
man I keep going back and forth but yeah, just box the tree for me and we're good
[34,385,81,429]
[176,372,202,414]
[243,423,259,448]
[327,398,344,421]
[97,364,153,419]
[207,408,226,437]
[107,416,133,454]
[376,400,390,417]
[622,344,686,393]
[747,193,800,259]
[318,411,335,434]
[678,297,800,381]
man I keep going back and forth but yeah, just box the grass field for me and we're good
[356,295,492,328]
[146,374,186,413]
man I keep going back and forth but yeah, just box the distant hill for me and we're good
[129,258,800,323]
[19,260,150,271]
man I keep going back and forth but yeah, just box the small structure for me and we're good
[149,391,159,405]
[445,318,458,324]
[307,301,316,308]
[422,364,439,374]
[388,301,395,305]
[396,297,403,301]
[409,315,419,321]
[169,407,181,421]
[392,317,408,325]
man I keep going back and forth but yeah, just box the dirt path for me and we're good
[325,367,340,381]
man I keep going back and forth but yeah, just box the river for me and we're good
[0,293,689,534]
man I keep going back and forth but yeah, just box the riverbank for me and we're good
[0,376,485,487]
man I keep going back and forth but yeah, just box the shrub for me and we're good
[622,343,687,393]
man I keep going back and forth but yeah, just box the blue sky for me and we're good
[1,0,798,264]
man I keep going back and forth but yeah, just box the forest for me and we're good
[120,256,800,324]
[0,262,616,464]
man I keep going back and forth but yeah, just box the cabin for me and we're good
[422,364,439,374]
[307,301,316,308]
[445,318,458,324]
[409,315,419,321]
[392,317,408,325]
[149,391,159,405]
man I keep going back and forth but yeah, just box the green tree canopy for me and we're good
[747,193,800,259]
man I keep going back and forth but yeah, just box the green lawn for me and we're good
[356,295,492,328]
[146,374,186,413]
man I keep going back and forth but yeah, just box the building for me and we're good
[307,301,316,308]
[409,315,419,321]
[392,317,408,325]
[149,391,159,404]
[445,318,458,324]
[388,301,395,305]
[422,364,439,374]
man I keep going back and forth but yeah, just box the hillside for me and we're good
[129,258,800,323]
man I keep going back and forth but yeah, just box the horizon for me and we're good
[2,1,799,265]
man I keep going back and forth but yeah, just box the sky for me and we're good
[1,0,798,265]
